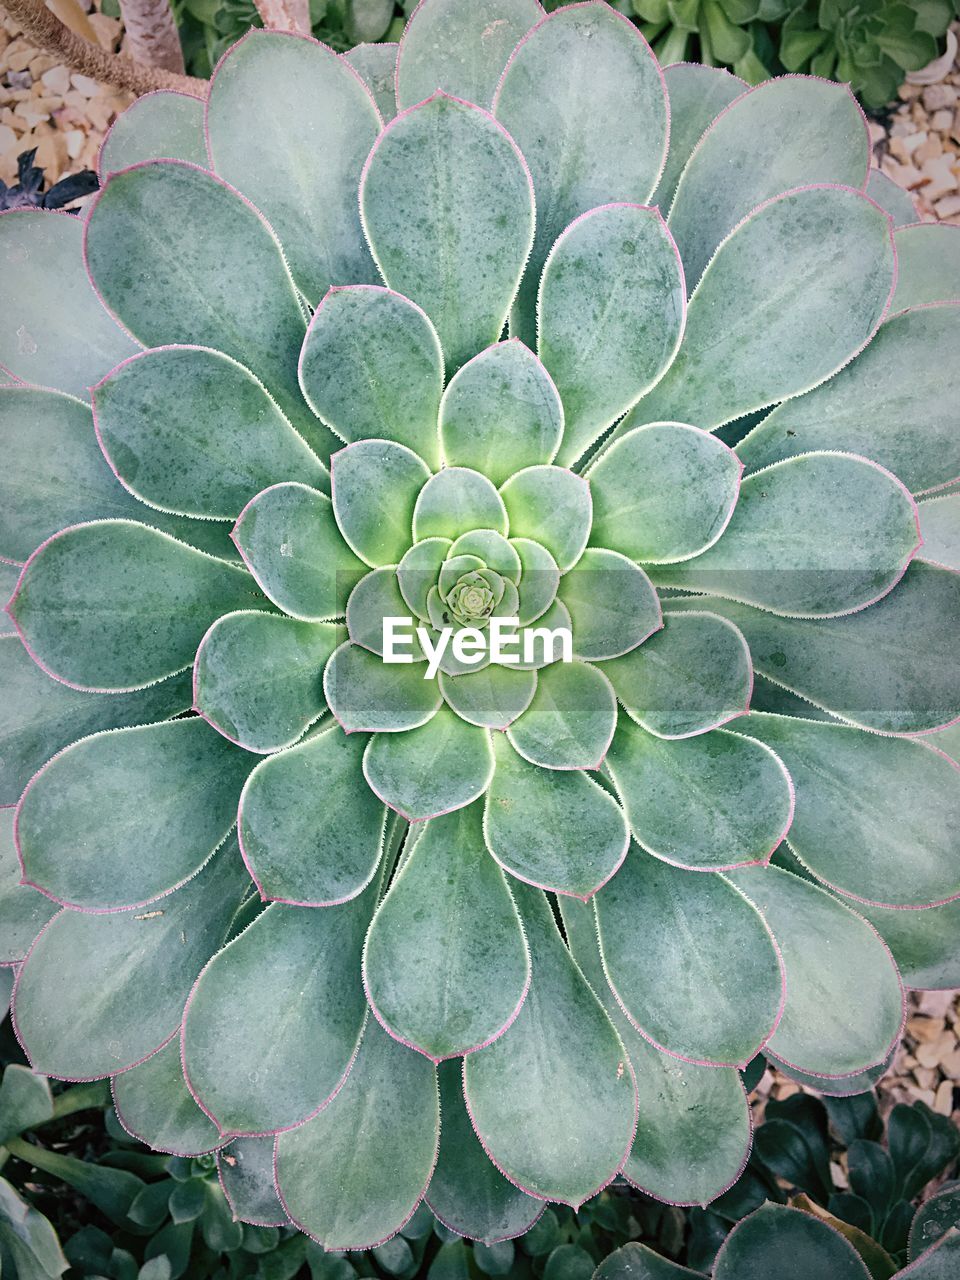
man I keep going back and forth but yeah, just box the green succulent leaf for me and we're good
[0,637,191,807]
[239,725,386,906]
[605,722,793,871]
[363,801,528,1059]
[900,1231,960,1279]
[919,495,960,571]
[439,665,536,730]
[0,808,57,963]
[85,162,320,450]
[397,537,453,621]
[275,1017,440,1249]
[347,568,424,659]
[628,186,895,433]
[594,1244,706,1280]
[331,439,432,567]
[539,203,685,468]
[743,714,960,907]
[324,641,442,733]
[16,717,252,911]
[0,1064,54,1144]
[605,610,752,739]
[714,1203,871,1280]
[596,844,784,1066]
[890,224,960,313]
[450,531,522,583]
[98,89,207,176]
[493,1,668,345]
[413,468,508,541]
[653,63,747,212]
[510,538,561,625]
[0,210,137,399]
[232,482,364,622]
[499,466,591,572]
[181,874,380,1136]
[857,895,960,993]
[463,881,636,1209]
[206,31,381,304]
[193,611,336,753]
[560,898,751,1208]
[484,733,628,899]
[92,346,326,520]
[8,520,257,692]
[730,865,904,1077]
[654,453,920,618]
[360,93,534,372]
[507,660,617,770]
[218,1136,288,1227]
[363,707,495,821]
[112,1037,221,1156]
[670,560,960,734]
[299,286,444,469]
[587,423,742,565]
[737,306,960,495]
[13,839,247,1079]
[558,548,661,661]
[865,168,918,227]
[439,341,564,485]
[396,0,542,110]
[668,77,869,288]
[426,1060,543,1243]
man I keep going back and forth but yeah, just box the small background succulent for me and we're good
[2,0,960,1261]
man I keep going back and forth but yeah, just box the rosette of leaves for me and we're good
[3,0,960,1254]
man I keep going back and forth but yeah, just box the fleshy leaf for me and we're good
[743,714,960,908]
[0,808,57,963]
[736,306,960,495]
[92,346,326,520]
[16,717,252,911]
[668,77,869,288]
[655,453,919,618]
[626,186,895,433]
[605,722,793,872]
[450,530,521,583]
[439,664,536,730]
[558,547,660,661]
[396,0,542,110]
[587,423,741,565]
[714,1204,871,1280]
[511,537,560,625]
[194,611,336,753]
[560,897,751,1208]
[493,1,667,345]
[84,162,318,451]
[239,725,385,906]
[299,286,443,469]
[0,210,137,398]
[331,439,431,567]
[596,844,784,1066]
[729,865,904,1077]
[413,468,508,541]
[427,1060,542,1243]
[539,204,684,467]
[652,63,746,211]
[667,561,960,734]
[919,494,960,571]
[507,660,616,770]
[324,642,442,733]
[0,638,191,807]
[343,42,398,122]
[182,871,380,1136]
[363,707,494,821]
[484,733,628,899]
[360,93,534,372]
[595,1245,706,1279]
[854,897,960,993]
[463,881,636,1208]
[348,568,425,659]
[218,1136,288,1227]
[499,466,591,572]
[8,520,257,692]
[439,341,563,485]
[363,801,529,1059]
[13,839,247,1079]
[232,482,364,622]
[112,1037,220,1156]
[890,223,960,313]
[398,538,453,621]
[275,1018,439,1249]
[206,31,380,303]
[605,610,752,739]
[865,168,917,227]
[99,90,207,177]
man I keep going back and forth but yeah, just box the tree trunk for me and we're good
[118,0,186,74]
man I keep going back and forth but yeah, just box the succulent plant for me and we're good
[3,0,960,1253]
